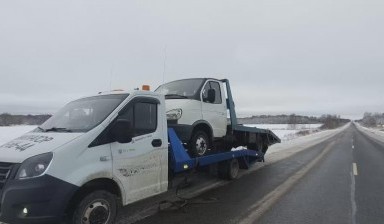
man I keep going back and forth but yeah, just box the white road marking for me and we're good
[352,145,354,149]
[353,163,358,176]
[351,171,357,224]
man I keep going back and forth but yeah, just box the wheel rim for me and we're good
[82,200,110,224]
[195,136,208,156]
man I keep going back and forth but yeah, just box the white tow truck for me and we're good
[0,79,279,224]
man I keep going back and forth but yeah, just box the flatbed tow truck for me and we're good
[0,79,279,224]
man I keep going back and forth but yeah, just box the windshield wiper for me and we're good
[165,94,188,99]
[37,126,46,132]
[44,127,73,132]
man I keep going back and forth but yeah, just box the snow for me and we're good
[267,124,348,155]
[0,125,37,145]
[245,124,323,141]
[355,123,384,142]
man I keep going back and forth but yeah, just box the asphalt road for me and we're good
[132,124,384,224]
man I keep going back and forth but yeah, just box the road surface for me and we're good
[130,124,384,224]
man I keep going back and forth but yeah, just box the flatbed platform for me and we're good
[168,128,262,173]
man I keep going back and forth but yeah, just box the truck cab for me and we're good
[0,90,169,224]
[156,78,228,156]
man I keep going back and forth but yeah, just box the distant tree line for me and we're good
[318,114,350,129]
[0,113,51,126]
[359,112,384,127]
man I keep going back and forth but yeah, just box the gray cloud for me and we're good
[1,0,383,119]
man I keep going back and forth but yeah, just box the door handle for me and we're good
[152,139,162,147]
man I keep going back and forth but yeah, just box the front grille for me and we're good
[0,162,13,191]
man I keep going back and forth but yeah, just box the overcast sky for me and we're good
[1,0,383,119]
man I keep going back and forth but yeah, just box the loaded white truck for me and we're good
[0,78,279,224]
[156,78,280,156]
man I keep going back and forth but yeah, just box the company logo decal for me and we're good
[0,135,54,152]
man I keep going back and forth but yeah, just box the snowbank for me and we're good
[266,123,349,156]
[245,124,322,141]
[355,123,384,142]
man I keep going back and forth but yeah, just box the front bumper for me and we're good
[0,174,78,224]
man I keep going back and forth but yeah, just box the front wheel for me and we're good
[72,190,117,224]
[189,130,211,157]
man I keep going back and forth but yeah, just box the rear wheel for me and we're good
[190,130,210,157]
[72,190,117,224]
[218,158,239,180]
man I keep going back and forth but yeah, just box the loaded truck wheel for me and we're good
[72,190,117,224]
[218,158,239,180]
[190,130,210,157]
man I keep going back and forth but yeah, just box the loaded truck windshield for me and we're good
[155,78,204,99]
[38,94,128,133]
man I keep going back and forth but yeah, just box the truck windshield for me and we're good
[155,79,204,99]
[38,94,128,133]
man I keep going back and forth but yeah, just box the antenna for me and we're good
[162,45,167,84]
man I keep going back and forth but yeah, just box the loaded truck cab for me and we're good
[155,78,228,156]
[0,90,169,224]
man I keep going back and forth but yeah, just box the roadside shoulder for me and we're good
[355,123,384,143]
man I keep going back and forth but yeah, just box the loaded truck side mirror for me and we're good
[207,89,216,103]
[111,119,134,143]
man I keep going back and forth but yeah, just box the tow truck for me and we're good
[0,79,280,224]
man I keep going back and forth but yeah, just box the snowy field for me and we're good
[245,124,323,141]
[0,125,37,145]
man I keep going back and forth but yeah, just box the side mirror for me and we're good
[207,89,216,103]
[111,119,133,143]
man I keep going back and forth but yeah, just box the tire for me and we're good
[190,130,211,157]
[247,143,266,162]
[218,158,239,180]
[72,190,117,224]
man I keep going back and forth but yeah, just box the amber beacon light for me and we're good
[142,85,150,91]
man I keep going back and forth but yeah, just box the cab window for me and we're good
[120,102,157,136]
[202,81,222,104]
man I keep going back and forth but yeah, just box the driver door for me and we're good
[201,81,227,137]
[111,97,166,204]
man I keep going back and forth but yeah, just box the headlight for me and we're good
[166,109,182,120]
[16,152,53,179]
